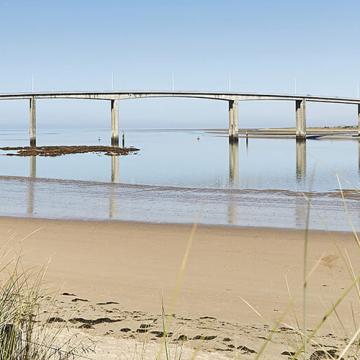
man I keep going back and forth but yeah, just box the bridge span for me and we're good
[0,91,359,146]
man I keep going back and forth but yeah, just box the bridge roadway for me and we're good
[0,91,360,146]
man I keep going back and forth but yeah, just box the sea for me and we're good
[0,128,359,231]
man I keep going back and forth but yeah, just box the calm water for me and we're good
[0,128,359,191]
[0,128,359,230]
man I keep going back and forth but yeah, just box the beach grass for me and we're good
[0,257,91,359]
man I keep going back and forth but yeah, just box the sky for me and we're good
[0,0,359,129]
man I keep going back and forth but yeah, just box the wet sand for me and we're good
[1,217,360,358]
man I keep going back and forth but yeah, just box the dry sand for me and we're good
[1,217,360,358]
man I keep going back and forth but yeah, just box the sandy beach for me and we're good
[1,217,360,358]
[1,1,359,359]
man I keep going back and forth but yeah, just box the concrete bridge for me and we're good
[0,91,360,146]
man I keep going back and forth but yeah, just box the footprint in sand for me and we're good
[47,317,66,323]
[140,324,152,328]
[281,351,295,356]
[79,323,94,329]
[120,328,132,333]
[177,335,188,341]
[71,298,89,303]
[237,345,257,354]
[69,317,121,325]
[192,335,217,341]
[321,254,339,269]
[96,301,119,305]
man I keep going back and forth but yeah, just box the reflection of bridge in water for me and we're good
[27,156,36,215]
[109,155,119,219]
[25,137,359,224]
[26,154,120,218]
[228,141,239,224]
[228,139,308,186]
[296,140,306,181]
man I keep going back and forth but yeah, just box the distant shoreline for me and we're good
[207,126,359,139]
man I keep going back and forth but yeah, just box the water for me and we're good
[0,128,359,191]
[0,128,359,230]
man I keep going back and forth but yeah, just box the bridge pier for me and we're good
[29,97,36,147]
[295,99,306,139]
[111,99,119,146]
[228,100,238,142]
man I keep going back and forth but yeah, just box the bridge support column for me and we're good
[111,99,119,146]
[228,100,238,142]
[295,99,306,139]
[29,97,36,147]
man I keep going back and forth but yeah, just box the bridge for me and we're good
[0,91,360,146]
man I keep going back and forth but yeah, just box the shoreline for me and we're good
[1,172,360,195]
[0,214,357,235]
[207,127,360,140]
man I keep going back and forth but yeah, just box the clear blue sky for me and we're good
[0,0,359,129]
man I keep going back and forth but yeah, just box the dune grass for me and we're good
[0,258,91,360]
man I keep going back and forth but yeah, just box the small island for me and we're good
[0,145,139,157]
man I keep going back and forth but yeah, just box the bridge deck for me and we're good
[0,91,359,105]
